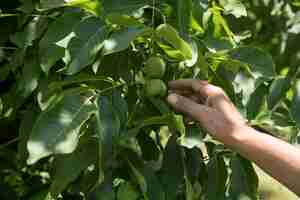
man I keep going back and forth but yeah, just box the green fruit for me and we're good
[144,57,166,79]
[145,79,167,97]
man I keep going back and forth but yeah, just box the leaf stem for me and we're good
[0,47,18,50]
[96,82,137,95]
[0,13,57,20]
[0,137,21,149]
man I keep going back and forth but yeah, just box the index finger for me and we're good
[168,79,208,92]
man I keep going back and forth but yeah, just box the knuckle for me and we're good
[192,80,204,93]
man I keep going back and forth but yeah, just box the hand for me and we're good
[166,79,247,144]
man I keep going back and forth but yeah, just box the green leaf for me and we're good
[127,113,185,139]
[117,182,139,200]
[184,174,195,200]
[0,98,3,116]
[185,148,206,185]
[148,97,171,114]
[40,0,102,14]
[172,114,186,136]
[96,95,121,144]
[40,45,65,74]
[211,7,235,43]
[178,125,205,149]
[18,108,38,166]
[27,189,49,200]
[142,114,174,127]
[112,90,128,131]
[228,47,275,79]
[107,14,142,26]
[49,137,98,198]
[156,42,186,60]
[161,135,184,200]
[156,24,193,60]
[233,72,256,106]
[39,12,83,74]
[17,0,35,13]
[37,77,64,111]
[10,16,48,48]
[202,35,233,51]
[291,79,300,128]
[253,112,298,142]
[103,0,149,15]
[95,51,133,80]
[88,178,115,200]
[127,114,173,136]
[66,17,107,75]
[0,49,4,63]
[48,73,110,91]
[40,12,82,48]
[142,165,165,200]
[95,96,121,182]
[128,160,165,200]
[127,159,147,195]
[65,0,102,16]
[177,0,193,36]
[247,84,269,120]
[192,0,209,28]
[16,48,41,104]
[228,155,259,200]
[206,155,228,200]
[27,95,95,165]
[6,48,27,74]
[267,77,291,109]
[103,27,147,55]
[219,0,247,18]
[39,0,65,9]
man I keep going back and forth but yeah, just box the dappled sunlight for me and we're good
[27,141,50,165]
[56,32,76,48]
[57,110,74,125]
[103,39,118,52]
[54,128,80,154]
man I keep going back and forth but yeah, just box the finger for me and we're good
[169,79,225,101]
[168,89,193,96]
[169,90,204,103]
[167,93,237,139]
[168,79,208,92]
[168,81,244,124]
[166,93,212,122]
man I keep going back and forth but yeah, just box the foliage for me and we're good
[1,0,300,199]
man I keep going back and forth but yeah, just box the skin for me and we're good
[166,79,300,196]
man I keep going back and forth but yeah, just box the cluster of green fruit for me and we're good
[143,56,167,97]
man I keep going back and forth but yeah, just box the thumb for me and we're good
[167,93,212,122]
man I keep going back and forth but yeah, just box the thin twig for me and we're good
[0,13,57,20]
[0,137,21,149]
[150,0,156,55]
[96,82,137,95]
[0,47,18,50]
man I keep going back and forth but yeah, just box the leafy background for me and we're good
[1,0,300,199]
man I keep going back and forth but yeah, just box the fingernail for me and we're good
[200,80,209,84]
[167,93,179,105]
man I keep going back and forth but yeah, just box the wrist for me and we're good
[221,124,254,148]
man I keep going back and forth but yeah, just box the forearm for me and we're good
[226,126,300,196]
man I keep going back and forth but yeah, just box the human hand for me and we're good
[166,79,247,144]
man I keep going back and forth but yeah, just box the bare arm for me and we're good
[230,125,300,196]
[166,79,300,196]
